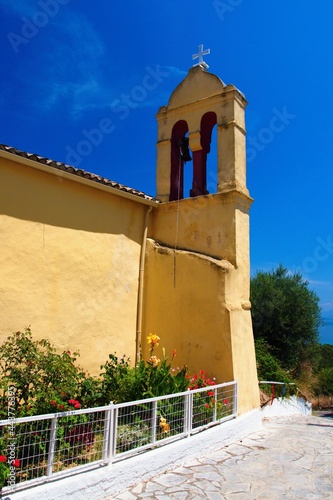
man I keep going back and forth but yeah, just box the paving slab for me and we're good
[112,414,333,499]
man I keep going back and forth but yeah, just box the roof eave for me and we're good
[0,149,158,208]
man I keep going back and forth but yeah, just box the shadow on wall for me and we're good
[1,157,148,241]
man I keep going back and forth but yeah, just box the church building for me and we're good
[0,62,260,414]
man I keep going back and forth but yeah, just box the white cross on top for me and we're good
[192,44,211,69]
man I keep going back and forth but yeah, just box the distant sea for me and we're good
[320,318,333,345]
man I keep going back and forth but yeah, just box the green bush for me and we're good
[255,339,292,383]
[0,328,220,488]
[100,334,189,403]
[0,329,217,418]
[313,368,333,398]
[0,328,94,418]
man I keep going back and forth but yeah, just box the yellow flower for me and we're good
[148,355,160,367]
[159,417,170,433]
[146,333,160,348]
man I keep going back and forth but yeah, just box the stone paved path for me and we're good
[112,414,333,499]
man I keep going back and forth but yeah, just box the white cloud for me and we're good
[2,1,187,118]
[41,13,106,115]
[164,66,187,78]
[5,6,109,117]
[321,302,333,312]
[307,279,333,287]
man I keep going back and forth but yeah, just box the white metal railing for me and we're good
[0,381,237,494]
[258,380,309,403]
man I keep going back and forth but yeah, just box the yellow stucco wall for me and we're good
[150,191,253,266]
[142,239,234,382]
[0,156,148,374]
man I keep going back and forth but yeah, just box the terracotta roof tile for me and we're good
[0,143,159,203]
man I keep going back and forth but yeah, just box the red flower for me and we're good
[69,399,81,409]
[205,403,210,409]
[208,391,214,397]
[223,399,229,405]
[11,459,20,467]
[50,400,57,406]
[59,405,65,410]
[0,455,7,463]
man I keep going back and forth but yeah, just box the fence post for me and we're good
[103,403,113,462]
[47,415,58,477]
[213,387,217,422]
[151,400,157,444]
[233,381,238,416]
[185,390,193,436]
[110,403,117,461]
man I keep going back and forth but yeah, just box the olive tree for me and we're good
[251,265,322,373]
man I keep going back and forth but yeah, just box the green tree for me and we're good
[255,339,292,383]
[318,344,333,370]
[318,368,333,396]
[250,265,322,374]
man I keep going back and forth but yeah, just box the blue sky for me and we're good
[1,0,332,344]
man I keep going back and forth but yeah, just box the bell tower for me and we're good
[146,57,260,415]
[156,64,249,202]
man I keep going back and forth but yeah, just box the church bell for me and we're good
[178,137,192,163]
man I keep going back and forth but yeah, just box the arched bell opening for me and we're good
[190,111,217,197]
[170,120,191,201]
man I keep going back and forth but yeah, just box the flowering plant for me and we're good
[142,334,188,398]
[49,397,81,412]
[0,454,20,488]
[187,369,216,390]
[0,328,90,418]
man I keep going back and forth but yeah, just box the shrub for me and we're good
[255,339,292,384]
[0,329,217,415]
[99,334,189,403]
[0,328,91,418]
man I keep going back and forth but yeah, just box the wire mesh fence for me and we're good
[0,381,237,493]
